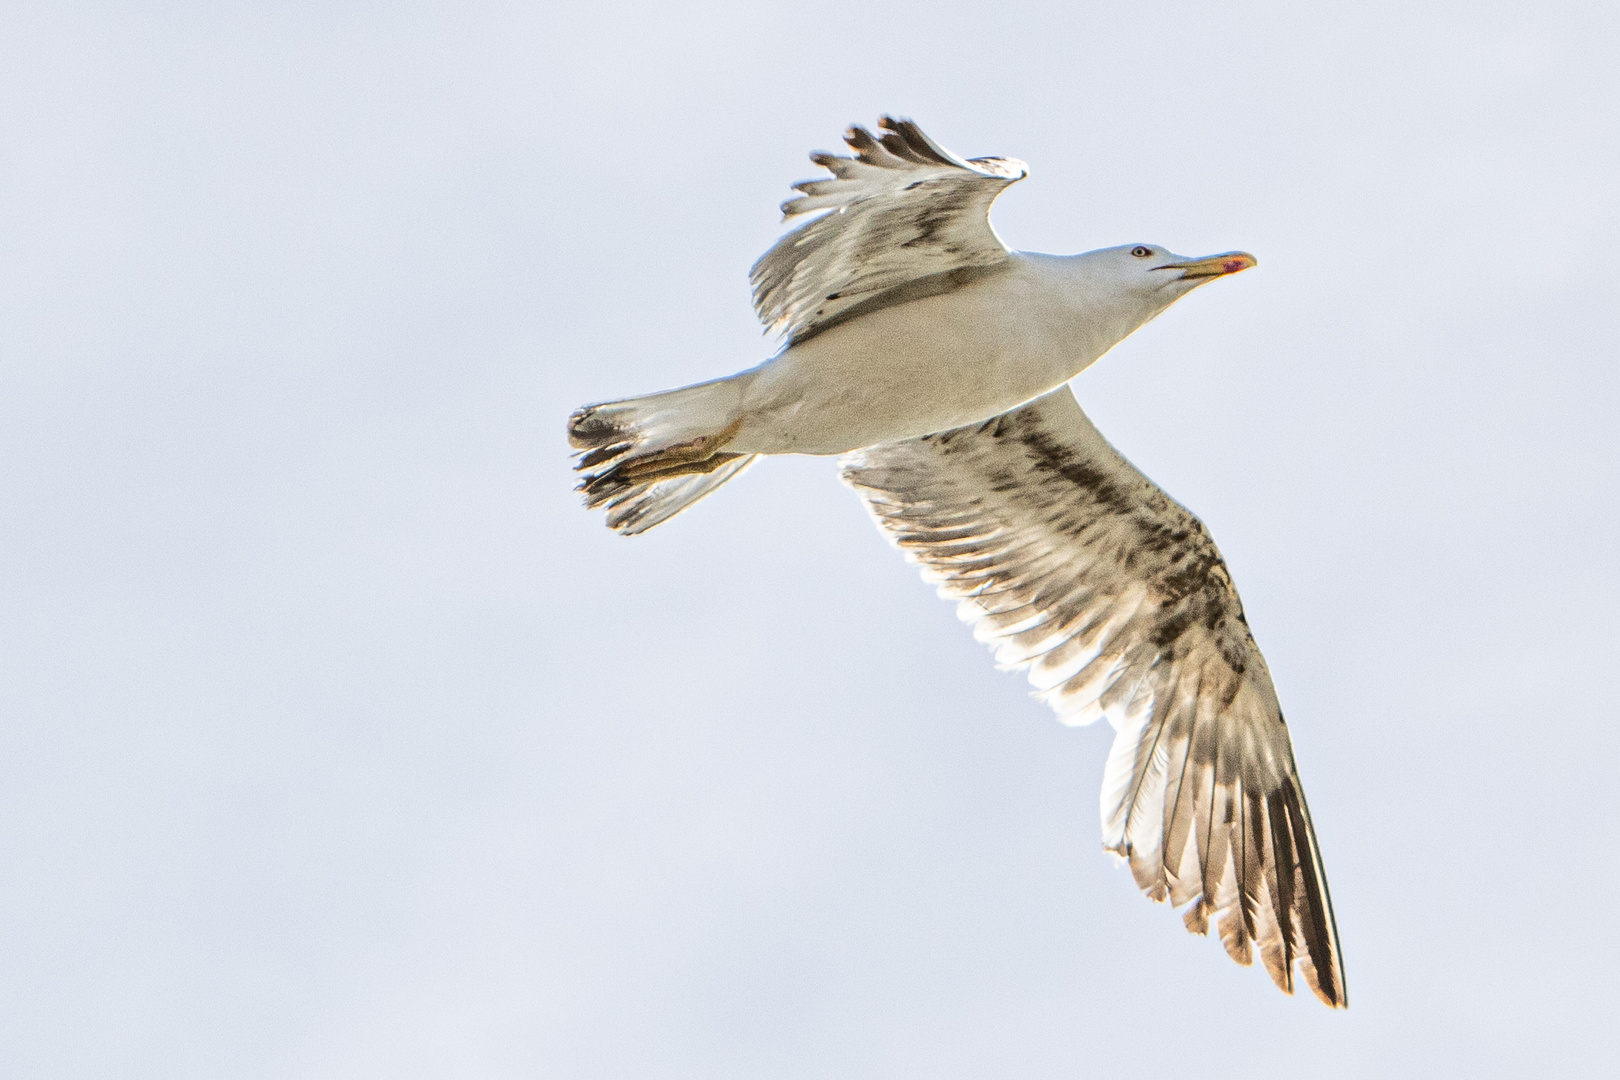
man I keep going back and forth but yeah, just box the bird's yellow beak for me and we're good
[1159,252,1257,280]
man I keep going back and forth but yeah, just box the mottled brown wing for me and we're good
[751,116,1025,343]
[841,386,1347,1007]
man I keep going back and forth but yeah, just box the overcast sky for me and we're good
[2,2,1617,1077]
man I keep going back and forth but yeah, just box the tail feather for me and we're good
[586,456,758,535]
[569,377,756,535]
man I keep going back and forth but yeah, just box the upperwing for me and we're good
[841,386,1347,1007]
[751,116,1025,343]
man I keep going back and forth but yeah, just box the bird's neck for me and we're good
[1029,254,1169,357]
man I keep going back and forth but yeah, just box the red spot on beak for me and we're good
[1222,258,1250,273]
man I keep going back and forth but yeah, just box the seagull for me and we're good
[569,117,1346,1007]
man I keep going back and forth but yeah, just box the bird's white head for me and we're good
[1041,243,1256,348]
[1057,243,1257,338]
[1098,242,1257,297]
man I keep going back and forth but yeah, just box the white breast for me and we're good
[731,254,1149,455]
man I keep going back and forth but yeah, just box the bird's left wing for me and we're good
[841,386,1347,1007]
[751,116,1026,343]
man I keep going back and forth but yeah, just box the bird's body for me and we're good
[732,253,1176,455]
[568,117,1347,1008]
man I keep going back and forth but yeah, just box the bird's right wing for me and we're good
[841,386,1347,1007]
[751,116,1026,343]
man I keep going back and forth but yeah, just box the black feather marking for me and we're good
[1267,787,1298,988]
[1283,780,1346,1006]
[840,389,1344,1006]
[879,115,958,167]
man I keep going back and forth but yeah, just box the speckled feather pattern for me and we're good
[750,116,1026,343]
[842,387,1347,1007]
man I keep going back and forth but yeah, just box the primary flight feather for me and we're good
[568,116,1346,1007]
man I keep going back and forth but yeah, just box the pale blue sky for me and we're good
[1,3,1616,1076]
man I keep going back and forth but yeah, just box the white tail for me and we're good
[568,376,757,535]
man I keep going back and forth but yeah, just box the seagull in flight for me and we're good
[569,117,1346,1007]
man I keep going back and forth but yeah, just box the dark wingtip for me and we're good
[842,124,881,157]
[877,115,956,167]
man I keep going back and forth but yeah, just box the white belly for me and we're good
[731,256,1142,455]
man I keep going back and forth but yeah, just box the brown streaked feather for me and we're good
[841,385,1347,1007]
[751,116,1026,343]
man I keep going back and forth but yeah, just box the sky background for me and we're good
[2,2,1617,1077]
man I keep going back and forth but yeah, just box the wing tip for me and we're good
[1170,893,1347,1008]
[802,115,1023,180]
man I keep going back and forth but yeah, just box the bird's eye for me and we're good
[1131,246,1153,258]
